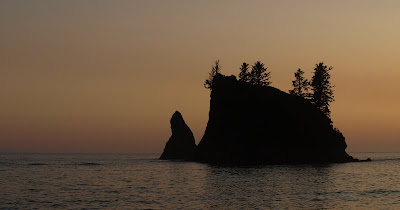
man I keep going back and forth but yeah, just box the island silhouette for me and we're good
[161,61,370,164]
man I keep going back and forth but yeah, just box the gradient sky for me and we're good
[1,0,400,153]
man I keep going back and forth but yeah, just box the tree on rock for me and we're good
[289,68,309,98]
[310,62,334,118]
[249,61,271,86]
[238,62,250,82]
[204,60,221,90]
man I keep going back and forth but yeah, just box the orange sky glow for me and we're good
[1,1,399,153]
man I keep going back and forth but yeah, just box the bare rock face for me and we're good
[159,111,197,160]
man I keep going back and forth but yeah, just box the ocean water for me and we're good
[0,153,399,209]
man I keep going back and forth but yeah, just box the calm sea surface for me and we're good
[0,153,399,209]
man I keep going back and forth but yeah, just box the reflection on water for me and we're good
[0,153,399,209]
[204,165,333,209]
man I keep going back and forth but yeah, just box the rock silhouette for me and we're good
[161,74,358,164]
[160,111,197,160]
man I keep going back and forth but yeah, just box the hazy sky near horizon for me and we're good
[1,0,400,153]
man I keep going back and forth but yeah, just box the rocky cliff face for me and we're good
[197,74,356,164]
[160,111,197,160]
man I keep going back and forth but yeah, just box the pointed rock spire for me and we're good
[160,111,197,160]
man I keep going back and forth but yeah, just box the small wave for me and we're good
[311,198,324,202]
[0,162,15,166]
[28,163,48,166]
[51,203,65,208]
[364,189,400,195]
[106,190,120,194]
[383,158,400,161]
[89,199,111,203]
[78,162,101,166]
[368,158,400,162]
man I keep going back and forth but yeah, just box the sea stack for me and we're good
[160,74,357,164]
[197,74,356,164]
[159,111,197,160]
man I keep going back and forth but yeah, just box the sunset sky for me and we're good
[1,0,399,153]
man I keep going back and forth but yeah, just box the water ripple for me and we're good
[0,153,399,209]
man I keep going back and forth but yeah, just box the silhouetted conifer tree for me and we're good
[204,60,221,90]
[289,68,309,98]
[249,61,271,86]
[310,62,334,118]
[238,62,250,82]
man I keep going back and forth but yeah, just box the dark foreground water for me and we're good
[0,153,399,209]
